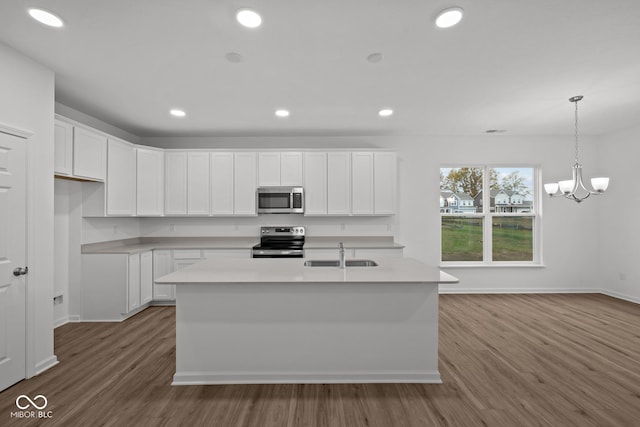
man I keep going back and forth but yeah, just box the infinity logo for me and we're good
[15,395,48,410]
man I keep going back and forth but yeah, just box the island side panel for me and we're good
[173,281,440,384]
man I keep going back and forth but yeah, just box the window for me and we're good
[440,166,540,265]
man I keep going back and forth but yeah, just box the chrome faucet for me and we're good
[339,242,345,269]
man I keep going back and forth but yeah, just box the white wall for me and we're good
[0,42,56,376]
[140,134,603,294]
[597,125,640,303]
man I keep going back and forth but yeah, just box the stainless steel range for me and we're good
[252,226,305,258]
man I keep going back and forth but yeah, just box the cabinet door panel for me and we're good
[54,120,73,176]
[211,152,234,215]
[351,152,374,215]
[140,251,153,305]
[281,152,303,186]
[136,148,164,216]
[303,152,327,215]
[165,152,188,215]
[258,152,281,186]
[187,152,210,215]
[73,127,106,180]
[107,139,136,216]
[128,254,141,312]
[327,152,351,215]
[153,250,175,301]
[374,152,397,214]
[234,152,257,215]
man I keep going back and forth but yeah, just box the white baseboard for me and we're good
[439,288,601,295]
[172,371,442,385]
[54,314,81,328]
[599,289,640,304]
[33,356,59,377]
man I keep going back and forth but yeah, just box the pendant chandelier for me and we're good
[544,95,609,203]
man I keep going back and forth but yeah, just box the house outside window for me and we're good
[440,166,541,265]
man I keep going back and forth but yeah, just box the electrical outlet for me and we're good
[169,224,175,232]
[113,225,118,234]
[619,273,626,281]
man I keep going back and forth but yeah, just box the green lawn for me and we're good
[441,217,533,262]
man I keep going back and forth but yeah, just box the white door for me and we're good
[0,130,27,391]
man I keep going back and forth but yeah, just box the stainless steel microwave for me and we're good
[256,187,304,214]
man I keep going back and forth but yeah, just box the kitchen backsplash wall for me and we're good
[80,215,396,243]
[82,217,142,244]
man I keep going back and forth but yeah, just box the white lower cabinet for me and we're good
[140,250,154,305]
[81,250,153,321]
[153,250,176,301]
[153,249,249,302]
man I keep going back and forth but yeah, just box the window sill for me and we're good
[439,263,545,269]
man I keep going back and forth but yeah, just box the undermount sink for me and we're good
[304,259,379,267]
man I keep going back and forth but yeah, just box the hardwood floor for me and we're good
[1,294,639,426]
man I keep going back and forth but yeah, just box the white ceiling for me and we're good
[1,0,639,138]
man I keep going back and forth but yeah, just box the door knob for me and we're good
[13,266,28,276]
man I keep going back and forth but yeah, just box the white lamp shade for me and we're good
[544,183,559,195]
[591,177,609,192]
[558,180,575,194]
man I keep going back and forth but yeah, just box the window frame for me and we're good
[440,164,543,267]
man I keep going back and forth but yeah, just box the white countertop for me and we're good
[156,257,458,284]
[81,236,403,254]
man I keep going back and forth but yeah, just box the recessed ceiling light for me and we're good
[28,8,64,28]
[435,7,464,28]
[236,9,262,28]
[275,109,290,118]
[367,53,384,63]
[170,109,186,117]
[378,109,394,117]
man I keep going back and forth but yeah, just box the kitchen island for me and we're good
[155,257,458,385]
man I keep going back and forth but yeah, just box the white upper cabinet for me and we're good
[73,126,107,181]
[327,152,351,215]
[258,152,281,186]
[374,152,397,215]
[210,152,234,215]
[136,147,164,216]
[107,138,136,216]
[280,152,303,186]
[351,152,375,215]
[165,152,188,215]
[187,152,210,215]
[303,152,327,215]
[258,152,303,187]
[54,119,73,176]
[351,151,397,215]
[234,152,257,215]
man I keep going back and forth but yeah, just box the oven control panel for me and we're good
[260,226,305,236]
